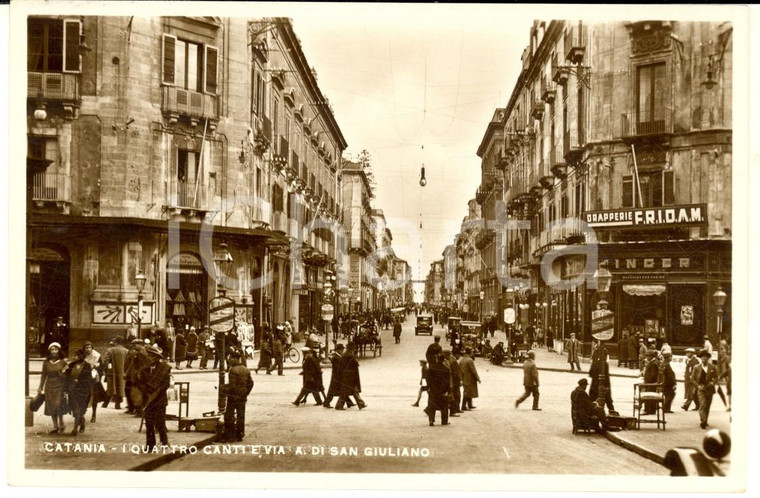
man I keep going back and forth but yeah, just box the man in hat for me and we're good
[443,349,462,417]
[660,351,677,413]
[424,351,450,426]
[642,349,660,414]
[692,349,718,429]
[268,325,285,376]
[103,337,128,409]
[571,378,619,433]
[222,351,253,442]
[124,338,148,416]
[459,347,480,411]
[681,348,700,411]
[567,333,582,372]
[703,335,714,356]
[137,344,172,450]
[638,337,648,373]
[323,344,353,408]
[335,345,366,410]
[515,350,541,411]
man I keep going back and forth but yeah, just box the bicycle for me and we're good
[284,345,301,364]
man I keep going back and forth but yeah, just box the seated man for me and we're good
[491,342,505,365]
[481,339,493,359]
[570,378,620,433]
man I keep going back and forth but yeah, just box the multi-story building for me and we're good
[26,16,347,351]
[497,20,732,351]
[476,108,507,321]
[424,259,444,307]
[340,159,377,313]
[452,199,483,320]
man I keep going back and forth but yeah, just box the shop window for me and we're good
[162,34,217,94]
[622,170,675,208]
[636,62,667,133]
[28,18,81,73]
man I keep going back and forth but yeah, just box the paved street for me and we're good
[26,318,696,474]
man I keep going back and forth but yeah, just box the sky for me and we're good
[289,5,535,282]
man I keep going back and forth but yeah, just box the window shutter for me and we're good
[652,172,663,207]
[663,170,675,205]
[205,45,218,94]
[622,176,633,208]
[162,34,176,85]
[63,20,82,73]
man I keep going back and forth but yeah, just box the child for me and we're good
[411,359,429,407]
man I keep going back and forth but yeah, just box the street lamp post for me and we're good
[592,262,613,406]
[479,290,485,324]
[712,287,727,341]
[135,271,147,340]
[213,242,234,416]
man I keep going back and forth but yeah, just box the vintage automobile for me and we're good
[445,316,462,341]
[414,314,434,335]
[390,306,406,323]
[459,321,483,354]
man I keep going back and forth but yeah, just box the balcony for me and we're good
[167,179,210,217]
[162,86,218,127]
[475,185,489,205]
[540,77,556,105]
[619,111,673,139]
[564,21,587,65]
[28,72,80,119]
[539,174,554,190]
[563,127,584,165]
[530,99,545,121]
[32,172,71,212]
[551,53,570,86]
[495,153,511,171]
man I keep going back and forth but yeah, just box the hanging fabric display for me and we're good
[173,290,186,316]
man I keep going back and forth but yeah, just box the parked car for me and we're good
[445,316,462,341]
[459,321,482,353]
[415,315,434,335]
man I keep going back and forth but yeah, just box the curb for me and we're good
[603,431,665,466]
[128,434,219,471]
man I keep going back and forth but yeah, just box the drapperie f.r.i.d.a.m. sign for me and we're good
[585,204,708,229]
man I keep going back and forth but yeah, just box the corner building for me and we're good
[26,16,347,352]
[496,20,731,353]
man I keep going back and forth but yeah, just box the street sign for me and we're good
[591,308,614,340]
[321,304,334,321]
[504,307,515,324]
[209,296,235,333]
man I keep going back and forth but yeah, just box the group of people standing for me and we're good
[292,342,366,410]
[36,337,173,450]
[417,336,481,426]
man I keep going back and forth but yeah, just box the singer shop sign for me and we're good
[585,204,707,229]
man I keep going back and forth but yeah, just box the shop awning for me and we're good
[622,284,666,296]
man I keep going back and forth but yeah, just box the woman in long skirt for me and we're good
[38,342,68,433]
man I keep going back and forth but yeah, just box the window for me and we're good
[574,176,586,215]
[636,63,667,131]
[622,170,675,208]
[273,184,284,213]
[28,18,81,73]
[252,66,265,116]
[177,149,200,206]
[272,95,280,140]
[288,192,299,219]
[162,34,217,94]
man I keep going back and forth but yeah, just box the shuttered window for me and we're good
[162,34,176,84]
[204,45,218,94]
[622,170,675,208]
[63,20,81,73]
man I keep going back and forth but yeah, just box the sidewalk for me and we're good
[503,346,732,473]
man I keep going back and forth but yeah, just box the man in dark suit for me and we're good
[515,350,540,410]
[138,344,172,450]
[642,349,660,414]
[425,352,450,426]
[393,320,402,344]
[335,345,366,410]
[323,343,349,408]
[692,349,718,429]
[660,351,677,413]
[443,349,462,417]
[223,351,253,442]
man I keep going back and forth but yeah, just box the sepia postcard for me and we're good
[5,1,752,494]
